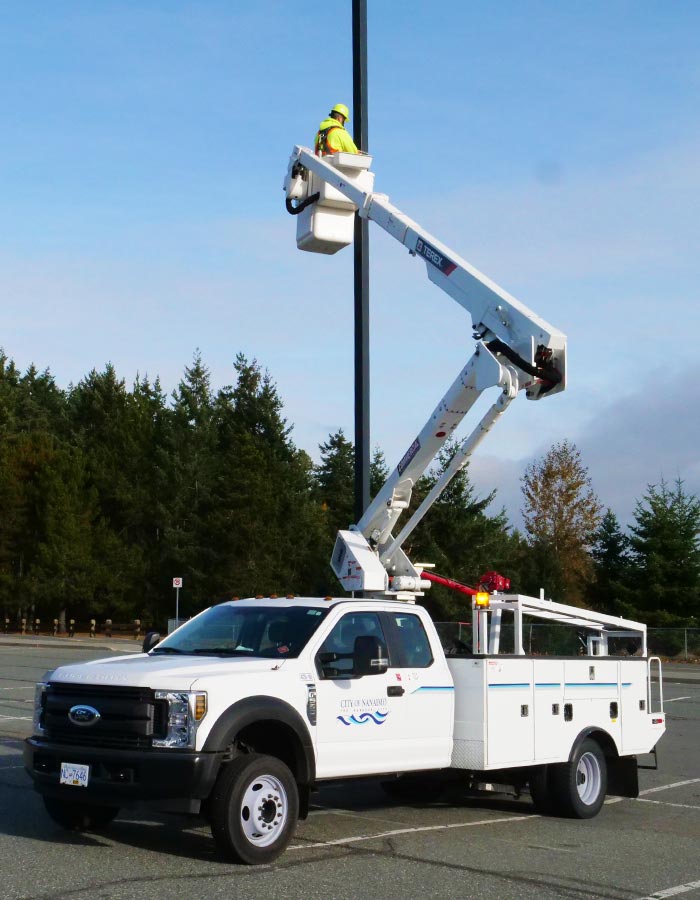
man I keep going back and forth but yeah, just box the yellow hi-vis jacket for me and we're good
[314,117,359,156]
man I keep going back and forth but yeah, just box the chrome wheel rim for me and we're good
[240,774,288,847]
[576,751,602,805]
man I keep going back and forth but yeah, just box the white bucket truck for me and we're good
[24,150,665,865]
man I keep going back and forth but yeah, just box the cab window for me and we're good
[390,613,433,668]
[316,612,387,679]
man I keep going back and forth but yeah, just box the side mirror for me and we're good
[353,635,388,677]
[142,631,162,653]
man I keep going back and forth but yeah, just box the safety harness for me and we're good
[315,125,341,156]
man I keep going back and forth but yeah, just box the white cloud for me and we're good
[576,365,700,526]
[470,365,700,530]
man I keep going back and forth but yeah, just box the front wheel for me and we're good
[42,797,119,831]
[550,738,607,818]
[208,753,299,865]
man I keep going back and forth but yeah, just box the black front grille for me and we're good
[44,683,162,750]
[44,728,152,750]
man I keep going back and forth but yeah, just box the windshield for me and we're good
[152,604,329,658]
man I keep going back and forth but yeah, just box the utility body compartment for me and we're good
[448,655,663,771]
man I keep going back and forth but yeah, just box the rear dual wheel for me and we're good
[530,739,607,819]
[529,764,555,815]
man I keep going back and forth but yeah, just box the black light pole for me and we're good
[352,0,370,523]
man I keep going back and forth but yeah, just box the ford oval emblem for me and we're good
[68,704,101,727]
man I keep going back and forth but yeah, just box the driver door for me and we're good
[313,610,435,778]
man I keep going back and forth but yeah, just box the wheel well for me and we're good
[567,729,639,798]
[233,720,309,786]
[580,729,618,761]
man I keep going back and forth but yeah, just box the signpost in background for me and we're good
[172,577,183,628]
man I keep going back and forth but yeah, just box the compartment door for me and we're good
[485,658,534,767]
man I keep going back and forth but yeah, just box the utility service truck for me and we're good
[24,148,665,865]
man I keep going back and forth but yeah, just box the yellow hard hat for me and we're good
[331,103,350,121]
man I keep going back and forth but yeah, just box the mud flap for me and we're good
[607,756,639,798]
[298,784,311,820]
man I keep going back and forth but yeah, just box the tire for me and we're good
[208,753,299,865]
[528,765,555,815]
[42,797,119,832]
[550,738,607,819]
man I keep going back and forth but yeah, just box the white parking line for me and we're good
[0,715,31,721]
[310,805,409,826]
[665,697,691,703]
[636,878,700,899]
[639,779,700,796]
[290,813,536,851]
[0,687,33,691]
[637,798,700,811]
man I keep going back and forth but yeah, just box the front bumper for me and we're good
[24,737,223,807]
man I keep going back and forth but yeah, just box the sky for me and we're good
[1,1,699,529]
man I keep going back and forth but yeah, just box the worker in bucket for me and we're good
[314,103,358,156]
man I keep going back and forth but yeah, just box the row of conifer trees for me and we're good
[0,351,697,628]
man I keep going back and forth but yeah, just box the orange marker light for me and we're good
[194,694,207,722]
[475,592,490,608]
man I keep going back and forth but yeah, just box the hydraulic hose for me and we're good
[285,193,320,216]
[486,338,562,388]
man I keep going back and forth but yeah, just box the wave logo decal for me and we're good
[337,710,389,726]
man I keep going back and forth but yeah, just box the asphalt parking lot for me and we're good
[1,639,698,900]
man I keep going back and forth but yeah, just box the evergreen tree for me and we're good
[165,352,219,613]
[69,364,134,525]
[628,479,700,623]
[370,447,389,500]
[588,508,632,615]
[314,429,355,534]
[0,352,21,434]
[0,431,55,619]
[520,440,602,606]
[0,357,72,622]
[67,364,147,616]
[408,443,515,619]
[125,374,174,623]
[209,355,326,601]
[24,445,96,621]
[16,365,67,436]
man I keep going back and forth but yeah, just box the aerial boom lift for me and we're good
[18,149,661,866]
[284,147,567,600]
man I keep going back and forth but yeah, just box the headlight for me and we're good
[32,682,49,736]
[152,691,207,749]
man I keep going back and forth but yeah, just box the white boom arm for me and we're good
[284,147,567,599]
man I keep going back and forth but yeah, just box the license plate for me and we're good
[60,762,90,787]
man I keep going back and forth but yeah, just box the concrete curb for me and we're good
[0,636,142,654]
